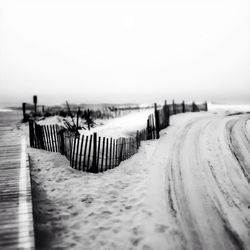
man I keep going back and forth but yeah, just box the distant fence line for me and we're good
[29,100,207,173]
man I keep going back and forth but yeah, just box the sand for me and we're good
[25,104,250,249]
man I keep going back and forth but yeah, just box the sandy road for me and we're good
[162,112,250,250]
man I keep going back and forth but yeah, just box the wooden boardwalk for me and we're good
[0,111,35,250]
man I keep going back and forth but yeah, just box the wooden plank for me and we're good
[43,126,50,152]
[105,138,109,171]
[71,135,77,169]
[115,138,118,167]
[101,137,105,172]
[90,133,97,173]
[41,126,47,151]
[0,113,35,250]
[87,135,92,171]
[109,137,112,169]
[97,136,101,171]
[52,125,58,152]
[83,136,89,171]
[78,135,84,171]
[75,135,80,170]
[50,125,55,152]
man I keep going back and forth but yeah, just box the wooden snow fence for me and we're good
[29,100,207,173]
[29,120,139,173]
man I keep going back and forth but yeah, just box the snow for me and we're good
[25,104,250,249]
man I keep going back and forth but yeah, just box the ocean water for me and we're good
[0,110,22,128]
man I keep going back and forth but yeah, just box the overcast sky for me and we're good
[0,0,249,105]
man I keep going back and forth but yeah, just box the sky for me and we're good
[0,0,249,106]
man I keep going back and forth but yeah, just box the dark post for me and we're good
[42,105,45,113]
[76,107,81,129]
[136,130,140,149]
[119,138,124,162]
[59,130,65,155]
[192,101,196,112]
[182,101,186,113]
[154,103,160,139]
[22,103,26,120]
[29,120,34,147]
[90,132,98,173]
[33,95,37,114]
[172,100,176,114]
[146,119,150,139]
[205,101,208,111]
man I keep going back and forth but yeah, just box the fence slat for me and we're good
[44,126,51,152]
[41,126,48,150]
[83,136,89,171]
[115,138,118,167]
[105,138,109,171]
[71,135,77,168]
[109,138,112,169]
[97,136,101,171]
[75,135,80,170]
[87,135,93,172]
[112,138,115,168]
[78,135,84,171]
[101,137,105,172]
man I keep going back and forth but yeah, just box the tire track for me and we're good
[165,113,250,250]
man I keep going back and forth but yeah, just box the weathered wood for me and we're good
[154,103,160,139]
[87,135,92,171]
[0,112,35,249]
[172,100,176,114]
[97,136,101,171]
[28,120,34,147]
[78,135,84,171]
[112,138,116,168]
[205,101,208,111]
[83,136,89,171]
[182,101,186,113]
[101,137,105,172]
[105,138,109,171]
[115,138,118,166]
[33,95,37,114]
[45,125,52,151]
[109,138,112,169]
[22,103,26,120]
[90,133,98,173]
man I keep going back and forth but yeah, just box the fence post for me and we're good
[29,119,34,147]
[182,101,186,113]
[192,101,196,112]
[119,138,124,162]
[173,100,176,114]
[154,103,160,139]
[146,119,150,140]
[76,107,81,129]
[33,95,37,114]
[136,130,140,149]
[58,130,65,155]
[22,103,26,121]
[205,101,208,111]
[90,132,98,173]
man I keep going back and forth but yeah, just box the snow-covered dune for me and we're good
[29,110,250,250]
